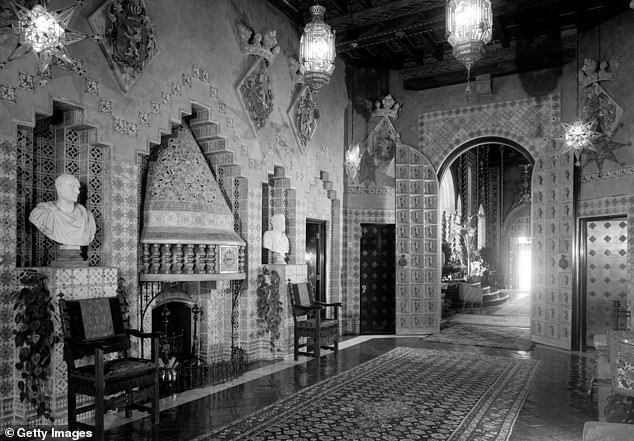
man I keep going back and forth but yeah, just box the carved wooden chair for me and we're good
[288,281,341,360]
[58,294,161,440]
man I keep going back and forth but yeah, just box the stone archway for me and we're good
[417,95,576,350]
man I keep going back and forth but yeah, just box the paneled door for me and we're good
[581,217,628,348]
[360,224,395,334]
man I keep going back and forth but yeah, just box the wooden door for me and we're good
[306,220,326,302]
[360,224,395,334]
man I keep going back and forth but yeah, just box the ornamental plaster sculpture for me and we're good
[263,213,289,264]
[29,173,96,265]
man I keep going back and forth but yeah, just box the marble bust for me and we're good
[263,213,289,261]
[29,173,96,246]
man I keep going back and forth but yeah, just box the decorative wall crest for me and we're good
[236,58,273,134]
[89,0,158,93]
[578,58,616,90]
[371,95,401,119]
[236,23,280,65]
[288,86,318,151]
[580,84,630,172]
[348,117,399,188]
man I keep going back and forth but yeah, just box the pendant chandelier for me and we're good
[299,4,336,91]
[446,0,492,76]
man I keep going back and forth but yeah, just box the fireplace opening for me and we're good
[152,302,192,362]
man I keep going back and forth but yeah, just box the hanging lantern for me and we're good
[560,119,601,166]
[299,5,336,91]
[2,1,93,81]
[446,0,492,73]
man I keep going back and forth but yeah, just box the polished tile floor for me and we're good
[104,335,600,441]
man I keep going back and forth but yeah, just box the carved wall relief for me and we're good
[89,0,159,92]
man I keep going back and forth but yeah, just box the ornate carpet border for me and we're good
[197,347,542,441]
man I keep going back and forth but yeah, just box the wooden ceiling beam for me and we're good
[421,32,444,61]
[494,16,510,48]
[400,36,427,66]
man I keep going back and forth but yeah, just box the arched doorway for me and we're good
[438,138,534,324]
[414,94,575,349]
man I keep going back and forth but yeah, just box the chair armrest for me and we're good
[295,305,323,313]
[126,329,164,339]
[315,301,342,308]
[65,337,111,351]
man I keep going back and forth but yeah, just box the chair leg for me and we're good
[294,332,300,361]
[125,388,134,418]
[95,349,105,441]
[314,334,321,359]
[334,337,338,356]
[67,387,77,430]
[152,372,160,424]
[95,387,105,441]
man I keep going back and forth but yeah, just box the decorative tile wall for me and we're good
[415,95,563,346]
[13,267,118,426]
[395,145,440,334]
[419,95,560,171]
[0,139,17,428]
[531,148,575,349]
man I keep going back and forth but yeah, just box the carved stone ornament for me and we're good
[578,58,616,90]
[236,58,274,134]
[288,86,318,151]
[89,0,158,93]
[372,94,401,119]
[236,22,280,65]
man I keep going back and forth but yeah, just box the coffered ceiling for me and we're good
[265,0,631,90]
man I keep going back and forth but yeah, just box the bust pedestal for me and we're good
[265,264,306,359]
[50,244,87,267]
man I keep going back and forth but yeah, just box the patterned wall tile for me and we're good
[419,95,560,170]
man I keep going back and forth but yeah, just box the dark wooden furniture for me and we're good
[288,282,340,360]
[58,294,161,440]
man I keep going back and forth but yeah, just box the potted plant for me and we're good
[12,270,60,422]
[256,267,283,353]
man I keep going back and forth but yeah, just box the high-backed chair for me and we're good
[58,294,161,440]
[288,282,340,360]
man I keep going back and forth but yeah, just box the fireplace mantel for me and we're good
[140,272,246,282]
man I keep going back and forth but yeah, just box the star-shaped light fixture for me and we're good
[1,1,94,82]
[559,119,601,166]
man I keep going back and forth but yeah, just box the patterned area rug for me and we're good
[197,347,541,441]
[422,323,533,351]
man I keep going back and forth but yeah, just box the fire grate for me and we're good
[160,346,248,395]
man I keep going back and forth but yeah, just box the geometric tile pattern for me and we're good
[395,144,440,334]
[417,95,561,341]
[0,139,17,428]
[111,160,139,330]
[12,267,117,426]
[531,145,575,350]
[15,115,109,268]
[487,167,500,270]
[419,95,560,171]
[583,218,627,346]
